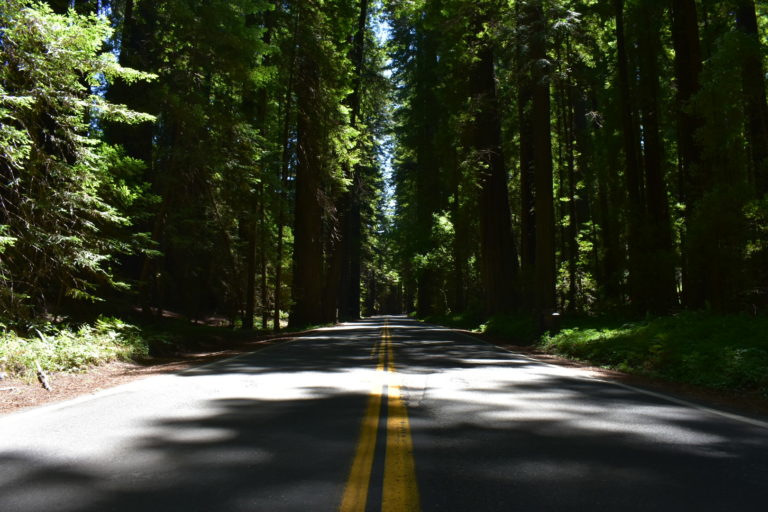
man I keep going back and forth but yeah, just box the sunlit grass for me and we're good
[0,317,148,381]
[541,312,768,396]
[423,310,768,397]
[0,313,322,381]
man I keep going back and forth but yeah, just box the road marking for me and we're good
[339,382,382,511]
[340,320,421,512]
[340,329,386,512]
[383,370,420,511]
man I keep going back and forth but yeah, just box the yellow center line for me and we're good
[382,353,420,511]
[340,319,421,512]
[339,386,382,511]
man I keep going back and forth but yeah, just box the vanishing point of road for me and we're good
[1,316,767,511]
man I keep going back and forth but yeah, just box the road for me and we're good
[1,316,767,511]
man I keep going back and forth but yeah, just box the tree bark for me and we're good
[243,6,276,329]
[259,182,269,329]
[289,30,325,327]
[338,0,369,321]
[243,218,257,329]
[449,146,467,313]
[472,43,519,315]
[637,3,677,312]
[614,0,645,310]
[564,72,579,311]
[517,1,537,303]
[670,0,706,308]
[413,26,441,318]
[736,0,768,196]
[273,7,300,330]
[529,2,555,315]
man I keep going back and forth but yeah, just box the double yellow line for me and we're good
[340,319,421,512]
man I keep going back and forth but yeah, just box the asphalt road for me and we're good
[1,316,767,511]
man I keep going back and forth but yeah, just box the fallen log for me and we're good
[35,361,52,392]
[33,330,53,392]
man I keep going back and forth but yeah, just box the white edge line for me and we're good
[416,320,768,431]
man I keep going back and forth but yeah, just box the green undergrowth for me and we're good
[423,311,537,343]
[541,312,768,397]
[425,310,768,397]
[423,311,485,331]
[137,318,258,354]
[0,316,265,381]
[0,317,149,381]
[480,314,539,342]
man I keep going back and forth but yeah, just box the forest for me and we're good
[1,1,768,392]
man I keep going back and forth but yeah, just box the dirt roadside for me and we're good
[0,335,295,414]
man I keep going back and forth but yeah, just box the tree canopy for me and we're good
[1,0,767,333]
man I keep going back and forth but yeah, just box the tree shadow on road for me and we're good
[1,317,767,511]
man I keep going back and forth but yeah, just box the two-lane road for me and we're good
[1,316,767,511]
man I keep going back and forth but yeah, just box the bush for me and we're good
[480,314,538,343]
[0,317,149,380]
[540,312,768,396]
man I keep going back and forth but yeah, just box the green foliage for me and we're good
[0,316,148,379]
[480,314,539,343]
[0,225,16,254]
[0,1,155,322]
[424,311,539,344]
[425,308,768,397]
[423,310,486,331]
[411,213,454,275]
[0,0,766,389]
[541,312,768,396]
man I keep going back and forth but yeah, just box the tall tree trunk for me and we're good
[573,75,596,309]
[597,141,623,305]
[614,0,645,310]
[637,3,677,312]
[243,218,257,329]
[338,0,369,321]
[449,146,466,313]
[289,36,325,327]
[413,27,441,318]
[274,7,300,331]
[565,78,579,311]
[736,0,768,196]
[553,40,579,311]
[554,64,568,310]
[259,181,269,329]
[473,44,520,315]
[273,142,289,331]
[530,2,555,316]
[322,221,343,323]
[273,109,291,330]
[402,263,416,314]
[243,6,276,329]
[517,0,537,303]
[670,0,706,308]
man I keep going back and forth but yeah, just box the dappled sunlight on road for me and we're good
[0,316,766,511]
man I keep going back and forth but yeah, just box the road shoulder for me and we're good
[456,327,768,421]
[0,333,300,415]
